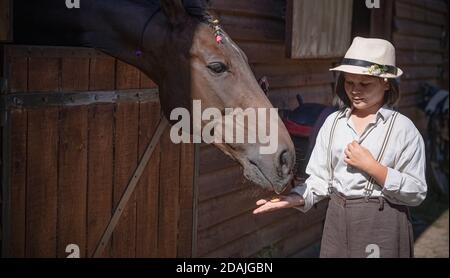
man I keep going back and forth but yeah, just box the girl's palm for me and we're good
[253,194,304,214]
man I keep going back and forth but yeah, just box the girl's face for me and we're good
[344,73,389,111]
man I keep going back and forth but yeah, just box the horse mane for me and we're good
[145,0,212,22]
[182,0,212,21]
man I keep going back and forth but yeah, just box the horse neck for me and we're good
[14,0,167,83]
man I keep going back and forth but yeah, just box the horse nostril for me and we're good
[280,150,291,176]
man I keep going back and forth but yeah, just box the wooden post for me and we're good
[0,0,12,42]
[370,0,395,41]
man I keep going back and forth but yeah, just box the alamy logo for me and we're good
[366,0,380,9]
[170,100,279,155]
[66,244,80,258]
[66,0,80,9]
[365,244,380,258]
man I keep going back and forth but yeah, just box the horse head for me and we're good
[142,0,295,193]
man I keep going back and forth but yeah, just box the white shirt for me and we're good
[292,105,427,212]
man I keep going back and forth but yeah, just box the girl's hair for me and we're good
[332,73,401,109]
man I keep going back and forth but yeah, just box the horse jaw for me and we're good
[213,142,294,194]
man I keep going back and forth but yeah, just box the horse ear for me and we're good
[161,0,187,27]
[258,76,270,97]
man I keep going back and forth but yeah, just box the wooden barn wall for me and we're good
[1,46,195,258]
[393,0,449,131]
[194,0,337,258]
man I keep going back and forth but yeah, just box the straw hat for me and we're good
[330,37,403,78]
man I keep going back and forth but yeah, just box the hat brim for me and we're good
[330,65,403,78]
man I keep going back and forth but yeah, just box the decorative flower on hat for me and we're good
[366,64,389,76]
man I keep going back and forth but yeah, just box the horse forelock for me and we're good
[143,0,212,22]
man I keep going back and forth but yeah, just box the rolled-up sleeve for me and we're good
[382,132,428,206]
[291,115,333,212]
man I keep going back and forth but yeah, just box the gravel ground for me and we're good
[414,210,449,258]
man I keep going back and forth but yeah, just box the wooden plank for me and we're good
[239,41,340,66]
[135,100,161,258]
[251,221,324,258]
[139,72,158,89]
[112,102,139,258]
[397,51,444,66]
[398,93,421,108]
[86,104,114,258]
[5,46,101,59]
[198,165,247,202]
[198,185,271,231]
[393,33,443,52]
[268,85,334,110]
[26,108,59,257]
[395,1,446,26]
[0,0,12,42]
[199,144,237,175]
[28,57,60,92]
[351,0,371,38]
[157,129,181,258]
[399,79,440,95]
[116,60,140,90]
[177,142,195,258]
[394,18,445,39]
[267,72,334,89]
[370,0,394,40]
[397,0,448,15]
[217,14,284,43]
[239,42,288,65]
[199,144,239,177]
[62,58,89,91]
[252,59,339,77]
[398,106,428,132]
[210,0,284,20]
[197,208,294,256]
[401,65,442,80]
[8,56,28,93]
[202,201,328,257]
[285,0,294,59]
[57,106,88,258]
[7,109,27,257]
[89,56,115,91]
[191,144,200,258]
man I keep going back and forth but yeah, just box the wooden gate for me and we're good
[0,45,195,258]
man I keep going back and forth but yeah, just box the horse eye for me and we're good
[207,62,228,74]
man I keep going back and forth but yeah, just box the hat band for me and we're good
[341,58,398,76]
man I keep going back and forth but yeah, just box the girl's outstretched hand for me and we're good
[253,194,305,214]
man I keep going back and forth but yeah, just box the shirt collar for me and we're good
[339,104,394,123]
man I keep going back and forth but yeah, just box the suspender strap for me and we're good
[327,110,345,194]
[326,110,399,198]
[363,111,399,200]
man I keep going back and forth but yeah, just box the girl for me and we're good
[253,37,427,258]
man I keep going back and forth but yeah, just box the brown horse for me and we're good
[14,0,295,193]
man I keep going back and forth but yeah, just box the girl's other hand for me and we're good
[344,140,377,172]
[253,194,305,214]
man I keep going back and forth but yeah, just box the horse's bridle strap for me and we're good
[136,7,162,56]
